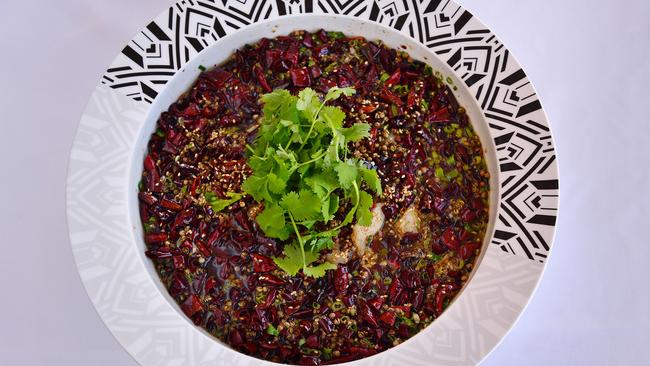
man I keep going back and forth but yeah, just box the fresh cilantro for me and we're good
[302,261,337,277]
[359,167,382,195]
[356,190,373,226]
[256,203,290,240]
[334,160,358,189]
[272,242,305,276]
[235,87,382,278]
[340,123,370,142]
[280,190,321,220]
[204,191,243,213]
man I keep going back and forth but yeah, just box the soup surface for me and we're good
[138,30,489,364]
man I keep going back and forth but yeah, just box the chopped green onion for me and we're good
[435,167,445,180]
[446,169,460,180]
[331,300,345,311]
[392,84,409,94]
[420,98,430,111]
[427,252,443,262]
[255,291,266,304]
[266,324,280,336]
[328,31,345,39]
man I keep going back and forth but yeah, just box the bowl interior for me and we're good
[127,13,499,356]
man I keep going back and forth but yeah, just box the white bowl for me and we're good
[128,14,499,363]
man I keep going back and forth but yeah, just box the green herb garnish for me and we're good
[204,191,244,213]
[420,98,430,111]
[240,87,382,278]
[266,324,279,336]
[392,84,409,94]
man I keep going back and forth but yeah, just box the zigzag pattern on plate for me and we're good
[101,0,558,262]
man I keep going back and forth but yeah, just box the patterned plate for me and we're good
[67,1,559,365]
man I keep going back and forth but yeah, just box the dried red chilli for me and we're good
[138,30,489,364]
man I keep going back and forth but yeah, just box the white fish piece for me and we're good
[397,205,420,234]
[351,204,385,256]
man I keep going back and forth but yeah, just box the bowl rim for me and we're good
[67,4,559,366]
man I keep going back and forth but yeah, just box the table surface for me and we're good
[1,0,648,365]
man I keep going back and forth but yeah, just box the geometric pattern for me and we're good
[101,0,559,262]
[69,1,559,365]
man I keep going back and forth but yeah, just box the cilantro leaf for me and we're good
[242,175,272,202]
[261,89,298,121]
[320,106,345,129]
[307,237,334,252]
[267,172,287,194]
[296,88,319,117]
[360,167,383,195]
[305,172,339,198]
[340,123,371,142]
[356,190,373,226]
[204,191,244,213]
[272,241,303,275]
[280,190,320,221]
[256,203,290,240]
[325,86,356,102]
[321,194,340,222]
[303,262,337,278]
[248,153,273,173]
[334,160,358,189]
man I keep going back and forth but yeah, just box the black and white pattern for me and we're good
[101,0,558,262]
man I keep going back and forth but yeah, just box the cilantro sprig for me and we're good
[239,86,382,278]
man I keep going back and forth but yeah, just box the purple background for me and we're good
[1,0,649,364]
